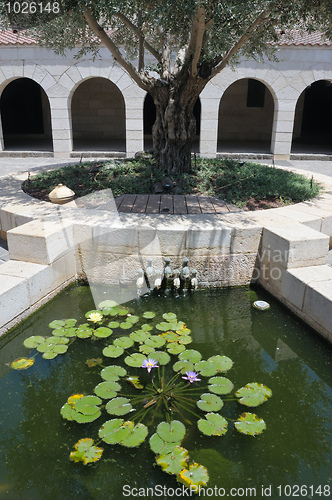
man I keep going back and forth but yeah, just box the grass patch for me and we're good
[24,157,320,210]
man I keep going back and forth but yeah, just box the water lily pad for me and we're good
[208,355,234,373]
[23,336,45,349]
[106,397,132,416]
[163,332,178,342]
[75,395,102,414]
[144,335,166,348]
[197,393,224,412]
[172,321,186,331]
[48,320,65,329]
[141,323,153,331]
[179,349,202,364]
[156,446,188,475]
[101,365,127,381]
[63,395,102,423]
[108,307,120,316]
[130,330,149,343]
[149,433,182,455]
[119,321,132,330]
[63,328,77,338]
[178,335,192,345]
[126,315,139,324]
[67,394,84,406]
[234,412,266,436]
[108,321,120,329]
[142,311,156,319]
[70,438,103,465]
[60,402,76,420]
[102,345,124,358]
[162,312,177,322]
[76,324,93,338]
[113,337,134,349]
[94,327,113,338]
[42,351,58,359]
[139,344,155,355]
[120,423,148,448]
[94,381,121,399]
[98,299,118,309]
[167,343,186,355]
[156,420,186,443]
[52,344,68,354]
[177,462,209,491]
[208,376,234,395]
[197,413,228,436]
[149,351,171,366]
[155,322,172,332]
[173,360,194,374]
[11,357,34,370]
[117,308,129,316]
[99,419,133,444]
[124,353,146,367]
[235,383,272,407]
[194,360,219,377]
[126,376,144,389]
[51,328,67,337]
[64,319,77,327]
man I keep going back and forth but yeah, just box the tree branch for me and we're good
[84,9,150,90]
[114,12,161,62]
[185,6,207,77]
[211,9,271,78]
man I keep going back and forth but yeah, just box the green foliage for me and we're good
[24,158,320,209]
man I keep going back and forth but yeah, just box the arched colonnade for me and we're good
[0,60,331,159]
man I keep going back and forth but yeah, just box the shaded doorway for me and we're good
[71,77,126,152]
[0,78,53,151]
[218,78,274,154]
[292,80,332,154]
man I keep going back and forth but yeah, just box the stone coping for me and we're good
[1,161,332,341]
[1,161,332,228]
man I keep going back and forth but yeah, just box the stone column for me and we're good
[199,87,221,158]
[49,95,73,158]
[271,95,297,161]
[123,85,145,157]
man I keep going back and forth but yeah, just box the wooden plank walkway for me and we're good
[115,194,242,214]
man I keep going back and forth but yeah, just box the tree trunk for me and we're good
[150,87,198,175]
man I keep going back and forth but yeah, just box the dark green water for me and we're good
[0,284,331,500]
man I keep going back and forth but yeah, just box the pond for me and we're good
[0,283,331,500]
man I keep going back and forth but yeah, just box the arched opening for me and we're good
[218,78,274,153]
[143,93,201,152]
[292,80,332,154]
[0,78,53,151]
[71,77,126,152]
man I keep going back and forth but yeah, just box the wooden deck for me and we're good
[115,194,242,214]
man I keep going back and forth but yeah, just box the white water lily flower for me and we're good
[88,312,103,323]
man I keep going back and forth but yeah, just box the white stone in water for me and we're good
[253,300,270,310]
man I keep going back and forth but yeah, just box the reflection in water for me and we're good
[0,284,331,499]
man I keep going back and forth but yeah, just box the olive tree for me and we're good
[1,0,331,173]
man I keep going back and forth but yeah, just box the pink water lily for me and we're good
[182,371,201,384]
[142,358,159,373]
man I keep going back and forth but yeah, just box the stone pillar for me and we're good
[123,86,145,157]
[0,115,4,151]
[49,96,73,158]
[199,87,221,158]
[271,97,297,161]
